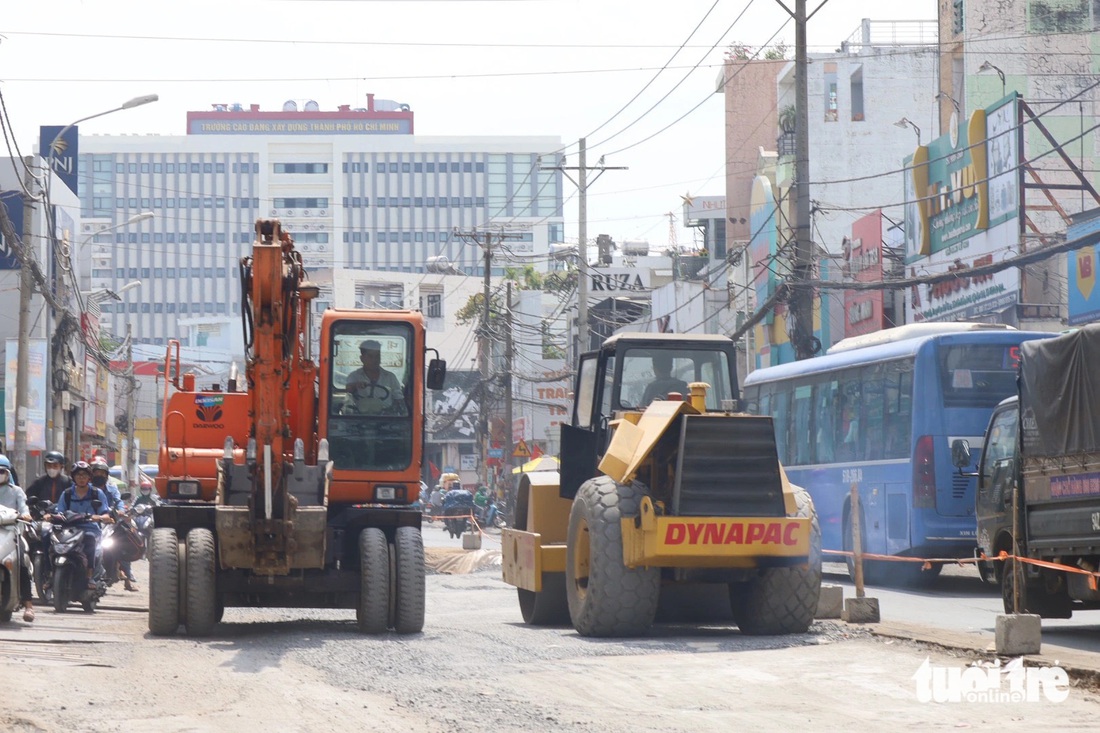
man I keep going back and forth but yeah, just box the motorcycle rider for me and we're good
[89,457,136,591]
[52,461,112,590]
[26,450,69,504]
[0,455,35,622]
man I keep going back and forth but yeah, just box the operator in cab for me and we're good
[641,353,689,406]
[345,339,407,416]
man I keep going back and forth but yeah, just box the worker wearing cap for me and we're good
[345,339,407,415]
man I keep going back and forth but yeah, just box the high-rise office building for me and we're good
[77,97,564,345]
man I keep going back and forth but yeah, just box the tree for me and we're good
[725,42,752,61]
[764,41,790,60]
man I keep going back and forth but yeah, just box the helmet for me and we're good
[44,450,64,466]
[90,457,110,473]
[0,455,11,470]
[71,460,92,476]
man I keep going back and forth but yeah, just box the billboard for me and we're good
[5,338,48,451]
[904,94,1022,323]
[844,211,885,338]
[1067,211,1100,325]
[188,117,412,135]
[40,125,80,196]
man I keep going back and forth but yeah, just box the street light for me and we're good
[893,117,921,146]
[978,60,1007,96]
[81,212,155,252]
[14,96,160,480]
[935,91,961,115]
[48,94,159,155]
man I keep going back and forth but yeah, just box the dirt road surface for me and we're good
[4,527,1099,732]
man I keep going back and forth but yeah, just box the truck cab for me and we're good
[960,396,1019,584]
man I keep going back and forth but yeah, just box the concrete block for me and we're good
[461,531,482,550]
[995,614,1041,656]
[842,596,880,624]
[816,584,844,619]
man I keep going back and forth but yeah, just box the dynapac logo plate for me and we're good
[663,519,804,547]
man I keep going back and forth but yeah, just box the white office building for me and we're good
[74,97,565,346]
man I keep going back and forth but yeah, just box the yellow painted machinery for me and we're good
[502,333,821,637]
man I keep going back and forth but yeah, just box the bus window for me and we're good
[884,361,913,458]
[792,383,813,465]
[772,388,791,464]
[743,384,760,414]
[861,364,886,462]
[939,344,1022,408]
[813,378,839,464]
[838,376,862,462]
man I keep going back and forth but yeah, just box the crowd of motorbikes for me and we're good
[1,488,157,620]
[419,481,508,539]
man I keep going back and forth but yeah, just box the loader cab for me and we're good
[560,333,740,499]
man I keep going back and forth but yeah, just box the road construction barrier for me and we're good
[824,548,1100,588]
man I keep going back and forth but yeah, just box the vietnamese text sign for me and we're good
[4,338,48,450]
[189,118,412,135]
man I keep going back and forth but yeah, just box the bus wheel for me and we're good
[1001,559,1071,619]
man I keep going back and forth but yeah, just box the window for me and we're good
[450,162,460,172]
[154,163,162,173]
[180,304,189,314]
[424,293,442,318]
[167,303,176,313]
[273,163,330,174]
[128,198,138,208]
[850,66,864,121]
[154,268,163,277]
[414,163,423,172]
[573,356,598,429]
[167,267,176,277]
[463,162,472,172]
[141,163,150,173]
[824,63,838,122]
[273,197,330,208]
[191,163,201,173]
[129,163,137,173]
[401,163,410,172]
[216,162,225,173]
[388,163,398,173]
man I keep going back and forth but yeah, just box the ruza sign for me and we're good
[904,94,1021,323]
[587,268,650,295]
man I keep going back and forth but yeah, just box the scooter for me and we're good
[48,511,106,613]
[442,489,475,539]
[102,510,145,586]
[131,503,154,546]
[25,499,54,602]
[0,506,25,622]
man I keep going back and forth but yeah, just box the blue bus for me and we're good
[742,324,1052,583]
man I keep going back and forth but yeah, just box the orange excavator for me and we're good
[150,219,446,636]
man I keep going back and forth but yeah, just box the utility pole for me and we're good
[541,139,627,361]
[124,323,137,489]
[776,0,830,360]
[13,157,36,483]
[504,281,514,481]
[453,228,522,488]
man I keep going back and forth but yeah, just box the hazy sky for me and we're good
[1,0,937,247]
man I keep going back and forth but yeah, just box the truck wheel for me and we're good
[185,528,218,637]
[393,526,425,634]
[1001,558,1072,619]
[566,476,659,637]
[730,487,822,635]
[148,528,180,635]
[357,528,390,633]
[518,572,570,626]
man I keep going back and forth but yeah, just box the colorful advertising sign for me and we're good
[4,338,48,450]
[844,211,885,338]
[83,358,99,434]
[904,94,1022,323]
[39,125,80,196]
[1067,211,1100,325]
[748,176,779,327]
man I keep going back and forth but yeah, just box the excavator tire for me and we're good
[357,528,390,634]
[566,476,659,637]
[730,487,822,635]
[185,528,219,637]
[517,572,570,626]
[393,526,425,634]
[148,528,180,635]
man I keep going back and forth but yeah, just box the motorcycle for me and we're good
[131,503,155,546]
[102,509,146,587]
[477,500,507,530]
[48,511,107,613]
[25,498,54,602]
[442,489,475,539]
[0,506,25,622]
